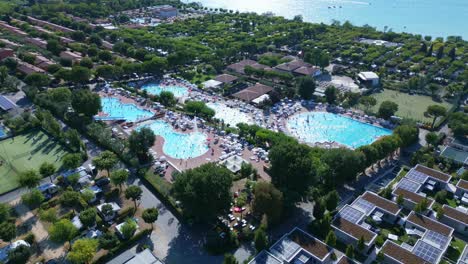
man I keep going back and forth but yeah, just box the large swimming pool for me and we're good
[286,112,392,148]
[100,97,153,122]
[206,102,253,127]
[139,120,208,159]
[141,83,189,98]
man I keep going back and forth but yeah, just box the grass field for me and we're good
[0,130,69,194]
[368,90,453,123]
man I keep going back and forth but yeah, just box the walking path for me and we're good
[12,199,65,261]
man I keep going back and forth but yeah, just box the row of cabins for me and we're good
[27,16,75,33]
[227,58,321,78]
[249,227,355,264]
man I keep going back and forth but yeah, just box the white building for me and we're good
[358,71,379,87]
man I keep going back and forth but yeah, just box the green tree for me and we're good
[254,227,268,252]
[128,127,156,163]
[345,245,355,259]
[357,236,366,251]
[173,163,233,222]
[269,141,316,204]
[297,76,316,100]
[159,91,176,107]
[0,222,16,243]
[79,208,97,229]
[125,185,143,211]
[425,132,439,147]
[325,191,339,211]
[252,182,284,225]
[120,219,137,240]
[110,169,129,191]
[426,105,446,128]
[142,207,159,230]
[18,170,41,189]
[24,73,50,88]
[396,194,404,205]
[60,189,80,208]
[71,89,101,117]
[378,101,399,119]
[313,199,325,220]
[98,232,118,250]
[46,39,63,55]
[39,162,56,183]
[0,204,11,223]
[67,238,98,264]
[21,189,45,209]
[49,219,78,243]
[92,151,118,177]
[8,245,31,263]
[325,230,336,247]
[359,96,377,112]
[223,254,239,264]
[428,83,440,97]
[324,86,338,104]
[394,125,419,147]
[62,153,82,170]
[64,129,82,152]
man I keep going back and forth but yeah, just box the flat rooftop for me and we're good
[381,241,429,264]
[407,212,453,237]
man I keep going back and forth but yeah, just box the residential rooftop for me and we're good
[215,73,238,84]
[442,205,468,225]
[407,212,453,237]
[413,164,451,183]
[232,83,273,102]
[332,217,376,242]
[381,241,429,264]
[248,250,282,264]
[457,179,468,191]
[360,191,401,215]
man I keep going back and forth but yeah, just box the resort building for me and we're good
[459,245,468,264]
[31,25,53,35]
[0,21,28,37]
[0,38,20,49]
[269,227,334,264]
[455,179,468,204]
[60,50,82,63]
[439,204,468,235]
[0,48,14,60]
[33,53,55,70]
[392,164,451,211]
[274,59,309,74]
[227,59,270,74]
[248,250,282,264]
[215,74,238,85]
[357,71,379,87]
[152,5,178,19]
[59,36,75,45]
[17,61,46,75]
[27,16,75,33]
[102,40,114,50]
[232,83,273,104]
[25,37,47,49]
[293,65,322,78]
[202,79,222,90]
[96,202,121,222]
[332,191,400,252]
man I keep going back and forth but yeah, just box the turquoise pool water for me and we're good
[100,97,153,122]
[0,127,5,138]
[141,83,189,98]
[139,120,208,159]
[286,112,392,148]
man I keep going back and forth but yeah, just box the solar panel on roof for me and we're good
[353,198,375,214]
[413,241,442,263]
[0,96,16,111]
[397,178,421,192]
[339,206,364,223]
[271,238,300,260]
[424,230,449,249]
[406,170,429,184]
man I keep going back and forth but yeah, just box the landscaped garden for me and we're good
[368,89,454,123]
[0,130,69,194]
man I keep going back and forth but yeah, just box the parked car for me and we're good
[95,177,110,188]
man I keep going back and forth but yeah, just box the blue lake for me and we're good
[187,0,468,39]
[286,112,392,148]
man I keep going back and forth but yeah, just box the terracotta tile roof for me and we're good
[407,212,453,236]
[362,191,400,215]
[274,60,309,72]
[457,179,468,191]
[414,164,451,182]
[381,241,429,264]
[288,228,331,260]
[442,205,468,225]
[215,74,238,84]
[17,61,46,75]
[293,66,320,76]
[393,188,434,205]
[332,217,376,242]
[232,83,273,102]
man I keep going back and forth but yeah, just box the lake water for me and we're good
[187,0,468,39]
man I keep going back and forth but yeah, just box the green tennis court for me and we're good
[0,130,70,194]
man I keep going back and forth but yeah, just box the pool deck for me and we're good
[148,127,270,182]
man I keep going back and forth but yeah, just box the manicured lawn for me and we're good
[368,90,453,123]
[0,130,69,194]
[445,238,466,263]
